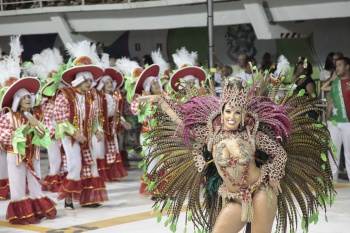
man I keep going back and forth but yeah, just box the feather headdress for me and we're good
[172,47,197,69]
[95,53,110,69]
[115,57,143,103]
[66,40,99,65]
[26,48,63,80]
[61,40,104,87]
[151,49,169,77]
[274,55,290,76]
[115,57,141,78]
[0,57,21,88]
[9,35,23,59]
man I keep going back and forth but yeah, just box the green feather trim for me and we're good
[11,125,27,155]
[137,103,153,123]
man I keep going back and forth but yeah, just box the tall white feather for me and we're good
[89,43,100,65]
[26,48,63,80]
[275,55,290,76]
[0,57,21,87]
[151,49,169,76]
[0,60,7,87]
[9,35,23,59]
[115,57,140,76]
[66,40,99,63]
[94,53,110,69]
[172,47,197,69]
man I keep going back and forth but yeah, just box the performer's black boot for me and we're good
[64,198,74,210]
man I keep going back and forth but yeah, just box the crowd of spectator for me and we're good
[0,0,151,10]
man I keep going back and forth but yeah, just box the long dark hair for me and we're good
[324,52,335,70]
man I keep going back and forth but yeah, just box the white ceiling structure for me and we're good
[0,0,349,44]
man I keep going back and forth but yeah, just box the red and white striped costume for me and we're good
[92,89,127,182]
[54,87,108,205]
[0,107,56,224]
[115,91,131,169]
[41,98,67,192]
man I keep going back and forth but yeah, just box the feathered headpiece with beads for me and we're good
[220,77,249,110]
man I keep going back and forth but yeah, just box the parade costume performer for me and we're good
[169,47,212,102]
[118,57,163,197]
[326,57,350,181]
[0,58,10,200]
[0,36,56,225]
[25,48,66,192]
[151,49,171,94]
[0,145,10,200]
[139,74,336,232]
[93,54,128,182]
[116,58,144,169]
[0,46,12,201]
[115,88,131,169]
[54,41,108,209]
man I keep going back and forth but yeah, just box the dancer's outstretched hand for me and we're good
[138,95,161,103]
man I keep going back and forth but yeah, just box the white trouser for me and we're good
[7,154,44,201]
[327,121,350,180]
[92,136,106,160]
[47,139,62,175]
[140,134,159,174]
[92,133,120,160]
[0,150,8,179]
[61,136,99,179]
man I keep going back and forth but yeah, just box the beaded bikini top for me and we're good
[213,129,255,188]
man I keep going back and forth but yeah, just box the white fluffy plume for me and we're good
[275,55,290,76]
[115,57,140,76]
[172,47,197,69]
[95,53,110,69]
[9,35,23,59]
[66,40,99,63]
[26,48,63,79]
[0,57,21,87]
[0,60,8,87]
[151,49,169,76]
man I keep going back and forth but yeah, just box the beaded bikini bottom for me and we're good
[218,165,275,222]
